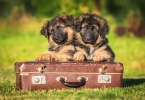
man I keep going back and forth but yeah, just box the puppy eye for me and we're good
[85,25,88,28]
[92,27,98,32]
[93,29,98,32]
[58,26,65,30]
[82,25,88,30]
[50,29,54,33]
[81,27,87,32]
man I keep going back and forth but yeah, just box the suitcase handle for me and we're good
[56,77,87,88]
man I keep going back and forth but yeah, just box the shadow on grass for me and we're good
[123,78,145,87]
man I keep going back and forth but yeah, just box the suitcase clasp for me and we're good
[99,65,107,74]
[38,66,46,73]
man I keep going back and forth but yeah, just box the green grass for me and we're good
[0,20,145,99]
[0,79,145,99]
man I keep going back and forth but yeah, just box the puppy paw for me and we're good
[73,53,85,61]
[57,58,70,62]
[56,55,72,62]
[93,56,113,62]
[36,53,55,61]
[93,56,104,62]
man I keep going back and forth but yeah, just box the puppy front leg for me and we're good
[92,46,115,62]
[73,52,86,61]
[56,53,73,62]
[56,45,75,62]
[36,51,56,61]
[73,47,88,61]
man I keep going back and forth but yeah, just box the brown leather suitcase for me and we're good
[14,61,123,90]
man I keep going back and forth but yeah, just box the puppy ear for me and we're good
[100,22,109,39]
[40,21,49,38]
[68,15,74,26]
[74,14,86,32]
[59,14,74,26]
[94,15,109,39]
[74,20,81,32]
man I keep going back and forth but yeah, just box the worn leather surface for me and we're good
[15,61,123,90]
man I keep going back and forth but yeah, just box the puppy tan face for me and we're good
[75,14,109,45]
[80,22,99,44]
[41,14,74,44]
[49,23,69,44]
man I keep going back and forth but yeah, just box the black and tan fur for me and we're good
[73,14,115,62]
[36,14,75,62]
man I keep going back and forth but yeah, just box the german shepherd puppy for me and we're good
[36,14,75,62]
[73,14,115,62]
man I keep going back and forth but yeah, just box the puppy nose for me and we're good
[55,36,59,39]
[85,37,90,41]
[54,35,60,40]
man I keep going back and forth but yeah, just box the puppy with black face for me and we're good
[73,13,115,62]
[36,14,75,62]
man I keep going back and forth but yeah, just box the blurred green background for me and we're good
[0,0,145,82]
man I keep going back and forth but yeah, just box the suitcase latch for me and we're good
[99,65,107,74]
[38,66,46,73]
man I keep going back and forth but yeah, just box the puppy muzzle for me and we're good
[83,34,94,44]
[53,32,66,44]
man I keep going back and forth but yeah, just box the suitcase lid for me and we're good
[14,61,123,74]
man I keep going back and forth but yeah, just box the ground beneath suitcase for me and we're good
[0,67,145,99]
